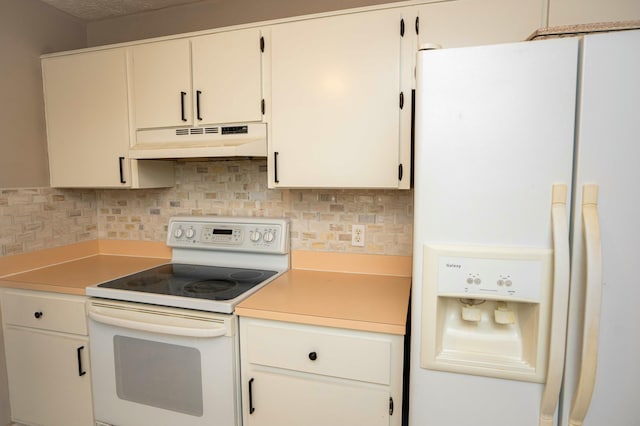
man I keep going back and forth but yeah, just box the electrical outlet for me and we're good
[352,224,365,247]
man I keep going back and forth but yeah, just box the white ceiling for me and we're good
[40,0,206,21]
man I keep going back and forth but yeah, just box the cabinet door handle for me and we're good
[77,346,87,377]
[248,378,255,414]
[118,156,126,184]
[196,90,203,121]
[34,311,43,319]
[274,151,280,184]
[180,91,187,122]
[308,351,318,361]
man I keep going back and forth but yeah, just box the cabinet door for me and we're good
[418,0,545,48]
[43,49,131,187]
[268,9,405,188]
[245,370,391,426]
[192,28,263,125]
[130,39,192,129]
[4,327,93,426]
[548,0,640,27]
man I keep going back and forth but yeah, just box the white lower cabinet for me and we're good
[240,317,404,426]
[1,290,93,426]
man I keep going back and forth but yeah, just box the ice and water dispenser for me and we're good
[420,244,553,382]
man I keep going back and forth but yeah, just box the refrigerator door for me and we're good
[561,29,640,426]
[410,38,579,425]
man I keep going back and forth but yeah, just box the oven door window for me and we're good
[114,336,203,416]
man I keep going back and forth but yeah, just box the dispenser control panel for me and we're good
[426,244,552,302]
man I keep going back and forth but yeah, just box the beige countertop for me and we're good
[0,242,412,335]
[235,269,411,335]
[0,254,168,296]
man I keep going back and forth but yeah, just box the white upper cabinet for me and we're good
[417,0,546,48]
[130,27,263,130]
[130,39,192,129]
[192,29,263,125]
[265,8,412,189]
[42,48,174,188]
[548,0,640,27]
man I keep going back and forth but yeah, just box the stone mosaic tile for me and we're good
[95,160,414,256]
[0,188,97,256]
[1,159,414,257]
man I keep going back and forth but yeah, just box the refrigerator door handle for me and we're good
[569,184,603,426]
[539,184,571,426]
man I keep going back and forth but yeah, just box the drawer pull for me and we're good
[34,311,43,319]
[308,351,318,361]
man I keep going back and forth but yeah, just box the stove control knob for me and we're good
[185,228,195,239]
[263,230,275,243]
[174,228,184,239]
[250,230,262,242]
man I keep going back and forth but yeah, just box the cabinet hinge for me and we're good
[400,18,405,37]
[260,36,265,52]
[399,92,405,110]
[389,397,394,415]
[261,99,265,115]
[415,16,420,35]
[398,164,403,181]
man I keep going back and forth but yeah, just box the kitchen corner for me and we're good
[0,242,170,295]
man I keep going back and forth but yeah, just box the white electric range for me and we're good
[86,216,289,426]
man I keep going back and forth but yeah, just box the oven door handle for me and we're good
[88,309,228,338]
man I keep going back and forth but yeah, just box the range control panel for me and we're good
[167,217,289,254]
[425,244,552,302]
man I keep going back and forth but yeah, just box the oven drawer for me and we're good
[1,290,87,335]
[243,318,392,385]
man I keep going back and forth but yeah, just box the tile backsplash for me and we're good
[1,159,413,257]
[0,187,97,256]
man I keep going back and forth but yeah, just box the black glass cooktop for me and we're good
[98,263,277,301]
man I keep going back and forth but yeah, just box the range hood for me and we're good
[129,123,267,159]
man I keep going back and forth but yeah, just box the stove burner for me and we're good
[230,270,263,280]
[124,276,163,288]
[183,280,239,295]
[97,263,278,303]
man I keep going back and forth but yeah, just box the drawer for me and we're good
[1,290,87,335]
[243,319,392,385]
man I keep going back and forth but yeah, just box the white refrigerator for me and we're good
[410,29,640,426]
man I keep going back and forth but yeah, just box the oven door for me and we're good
[87,299,240,426]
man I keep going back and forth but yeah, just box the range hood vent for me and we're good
[130,123,266,159]
[176,127,220,136]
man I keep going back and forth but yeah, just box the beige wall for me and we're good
[0,0,86,189]
[87,0,407,46]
